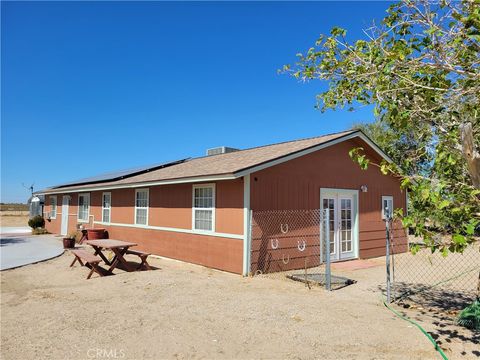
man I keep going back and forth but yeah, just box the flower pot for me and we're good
[63,238,75,249]
[86,228,106,240]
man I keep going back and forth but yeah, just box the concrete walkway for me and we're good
[0,234,64,270]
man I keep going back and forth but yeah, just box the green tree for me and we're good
[285,0,480,256]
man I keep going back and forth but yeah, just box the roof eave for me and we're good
[34,173,238,195]
[34,130,394,195]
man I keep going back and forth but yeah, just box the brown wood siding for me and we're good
[216,179,244,235]
[149,184,192,229]
[110,188,135,224]
[250,138,408,259]
[90,191,102,222]
[103,225,243,274]
[44,180,244,273]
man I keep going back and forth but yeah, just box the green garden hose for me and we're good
[382,298,449,360]
[386,265,480,360]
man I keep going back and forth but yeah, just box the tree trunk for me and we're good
[477,268,479,301]
[460,122,480,189]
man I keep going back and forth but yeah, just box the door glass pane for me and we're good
[323,198,335,254]
[340,198,352,254]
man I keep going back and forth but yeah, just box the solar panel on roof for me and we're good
[51,159,188,189]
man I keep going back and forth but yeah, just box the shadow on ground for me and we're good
[377,283,479,357]
[0,237,27,247]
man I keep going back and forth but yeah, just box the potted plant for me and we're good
[86,228,106,240]
[63,231,77,249]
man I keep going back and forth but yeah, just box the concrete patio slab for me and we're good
[331,258,384,271]
[0,234,64,270]
[0,226,31,236]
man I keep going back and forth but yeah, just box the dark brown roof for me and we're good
[39,130,358,194]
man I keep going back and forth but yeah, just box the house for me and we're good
[37,130,407,275]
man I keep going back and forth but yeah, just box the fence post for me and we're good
[325,209,331,291]
[385,208,391,303]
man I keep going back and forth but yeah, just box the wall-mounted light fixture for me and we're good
[360,185,368,193]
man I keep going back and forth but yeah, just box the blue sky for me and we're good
[1,1,391,203]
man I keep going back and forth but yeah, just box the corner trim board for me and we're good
[242,174,251,276]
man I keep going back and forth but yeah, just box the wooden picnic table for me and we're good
[84,239,138,273]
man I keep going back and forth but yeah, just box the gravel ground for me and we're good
[0,214,29,227]
[0,248,446,360]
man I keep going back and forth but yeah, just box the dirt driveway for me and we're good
[1,251,441,360]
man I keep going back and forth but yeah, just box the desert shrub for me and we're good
[32,228,49,235]
[28,215,45,229]
[457,300,480,331]
[66,231,79,241]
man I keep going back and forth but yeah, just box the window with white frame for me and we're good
[382,195,394,219]
[192,184,215,231]
[102,192,111,223]
[50,196,57,219]
[135,189,149,225]
[78,193,90,222]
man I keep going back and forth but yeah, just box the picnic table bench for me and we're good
[69,239,153,279]
[125,249,152,270]
[85,239,136,272]
[69,249,104,280]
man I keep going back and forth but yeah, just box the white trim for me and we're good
[381,195,394,219]
[357,132,393,163]
[135,188,149,226]
[77,193,90,223]
[242,174,251,276]
[192,183,216,232]
[38,174,236,195]
[235,132,393,178]
[102,192,111,223]
[49,195,57,219]
[93,221,243,240]
[61,195,69,236]
[320,188,360,261]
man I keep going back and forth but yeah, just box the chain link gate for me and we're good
[384,210,479,312]
[249,209,353,290]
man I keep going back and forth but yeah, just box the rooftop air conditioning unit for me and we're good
[206,146,239,156]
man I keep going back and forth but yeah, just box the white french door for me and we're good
[61,196,69,236]
[321,189,358,261]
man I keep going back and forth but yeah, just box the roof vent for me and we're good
[206,146,239,156]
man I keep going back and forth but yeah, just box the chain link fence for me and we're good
[391,229,479,312]
[250,209,353,290]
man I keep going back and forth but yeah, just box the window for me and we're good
[382,196,394,219]
[50,196,57,219]
[78,193,90,222]
[192,184,215,231]
[135,189,149,225]
[102,192,111,223]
